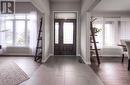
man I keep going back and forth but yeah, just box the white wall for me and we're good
[51,2,80,11]
[80,0,101,64]
[50,2,81,56]
[80,0,95,64]
[31,0,51,62]
[32,0,50,14]
[81,0,101,14]
[92,11,130,17]
[80,12,91,64]
[42,14,52,62]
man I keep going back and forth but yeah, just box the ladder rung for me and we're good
[35,17,43,63]
[91,42,99,43]
[38,37,42,40]
[35,56,42,61]
[90,21,100,65]
[37,47,42,49]
[35,52,42,56]
[90,49,100,50]
[35,55,42,58]
[90,35,97,36]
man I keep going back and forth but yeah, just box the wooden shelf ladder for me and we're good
[34,17,43,63]
[90,19,100,65]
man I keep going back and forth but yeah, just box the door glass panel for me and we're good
[15,21,25,46]
[55,22,59,44]
[63,22,73,44]
[5,21,13,46]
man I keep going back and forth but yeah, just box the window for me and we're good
[93,18,119,47]
[63,22,74,44]
[1,14,30,46]
[93,17,126,47]
[104,21,116,46]
[5,20,13,46]
[15,21,26,46]
[93,22,103,48]
[55,22,59,44]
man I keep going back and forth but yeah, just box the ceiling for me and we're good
[15,0,31,2]
[15,0,81,2]
[50,0,81,2]
[93,0,130,12]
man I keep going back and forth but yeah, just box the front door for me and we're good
[54,19,76,55]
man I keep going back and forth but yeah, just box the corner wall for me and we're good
[42,14,52,62]
[31,0,51,63]
[80,12,91,64]
[80,0,101,64]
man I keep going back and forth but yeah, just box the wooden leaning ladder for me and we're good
[34,17,43,63]
[90,19,100,65]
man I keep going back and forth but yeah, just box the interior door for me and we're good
[54,19,76,55]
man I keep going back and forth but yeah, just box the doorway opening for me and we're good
[54,12,77,55]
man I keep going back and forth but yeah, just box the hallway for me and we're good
[0,56,103,85]
[22,56,104,85]
[1,56,130,85]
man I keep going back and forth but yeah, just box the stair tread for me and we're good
[37,47,42,49]
[90,49,100,50]
[38,37,42,40]
[90,35,97,36]
[90,42,99,43]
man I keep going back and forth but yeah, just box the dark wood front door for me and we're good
[54,19,76,55]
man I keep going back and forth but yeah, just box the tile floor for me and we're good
[0,56,104,85]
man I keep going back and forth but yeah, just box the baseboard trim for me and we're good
[99,55,126,57]
[80,55,91,64]
[76,54,81,56]
[128,59,130,71]
[0,54,33,57]
[43,54,53,63]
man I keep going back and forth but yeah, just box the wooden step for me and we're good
[39,30,42,32]
[37,47,42,49]
[90,35,97,36]
[90,49,100,50]
[38,37,42,40]
[35,55,42,58]
[90,42,99,43]
[34,17,43,63]
[0,45,2,49]
[35,56,42,61]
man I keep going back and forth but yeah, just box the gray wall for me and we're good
[15,2,36,13]
[51,2,81,11]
